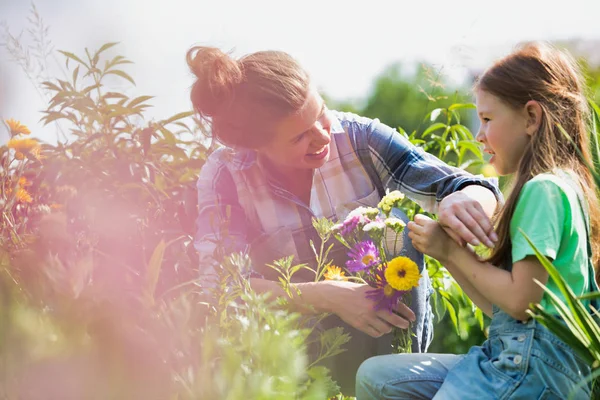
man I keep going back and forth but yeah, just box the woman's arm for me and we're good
[349,113,501,247]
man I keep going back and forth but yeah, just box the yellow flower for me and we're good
[30,145,43,160]
[324,265,347,281]
[378,190,405,216]
[385,256,421,291]
[15,188,33,203]
[18,177,31,187]
[7,138,39,153]
[473,243,492,260]
[5,119,31,136]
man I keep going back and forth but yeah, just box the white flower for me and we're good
[363,220,386,232]
[384,217,406,232]
[331,223,343,233]
[346,206,373,221]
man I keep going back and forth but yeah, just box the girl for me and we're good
[356,41,600,399]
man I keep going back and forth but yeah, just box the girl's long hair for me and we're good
[477,42,600,282]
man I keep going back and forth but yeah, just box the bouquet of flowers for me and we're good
[327,190,422,353]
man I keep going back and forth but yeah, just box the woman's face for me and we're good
[256,88,333,173]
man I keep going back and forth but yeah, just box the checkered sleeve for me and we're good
[352,115,501,213]
[194,150,252,280]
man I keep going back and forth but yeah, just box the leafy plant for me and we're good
[523,232,599,399]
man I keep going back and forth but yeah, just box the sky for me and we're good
[1,0,600,143]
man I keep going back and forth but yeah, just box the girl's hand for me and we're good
[408,214,456,263]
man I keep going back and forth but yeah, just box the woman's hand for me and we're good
[322,280,415,338]
[408,214,456,263]
[438,190,497,248]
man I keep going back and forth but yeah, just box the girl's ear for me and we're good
[524,100,543,136]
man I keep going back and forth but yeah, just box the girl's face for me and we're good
[475,89,531,176]
[256,88,333,174]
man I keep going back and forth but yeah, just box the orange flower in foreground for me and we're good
[8,137,39,152]
[5,119,31,136]
[15,188,32,203]
[7,138,41,161]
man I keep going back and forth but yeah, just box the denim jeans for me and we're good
[356,306,591,399]
[315,207,434,396]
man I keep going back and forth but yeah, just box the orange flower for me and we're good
[15,188,32,203]
[7,138,41,161]
[5,119,31,136]
[8,137,39,152]
[18,177,31,187]
[30,145,43,160]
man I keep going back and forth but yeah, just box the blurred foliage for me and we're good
[0,38,348,398]
[332,62,477,139]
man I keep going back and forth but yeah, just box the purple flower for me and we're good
[346,240,380,272]
[340,214,368,237]
[366,267,405,312]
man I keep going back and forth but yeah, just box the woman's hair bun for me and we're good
[186,46,243,118]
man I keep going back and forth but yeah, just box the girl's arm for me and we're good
[409,214,548,321]
[441,259,494,317]
[445,247,548,321]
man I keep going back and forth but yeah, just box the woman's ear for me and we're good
[524,100,543,136]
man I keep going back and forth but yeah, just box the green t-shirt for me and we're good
[510,171,591,314]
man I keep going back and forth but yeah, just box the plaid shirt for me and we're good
[194,111,501,280]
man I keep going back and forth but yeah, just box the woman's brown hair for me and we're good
[186,46,310,149]
[477,42,600,282]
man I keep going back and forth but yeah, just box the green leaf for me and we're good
[578,291,600,301]
[58,50,89,68]
[161,111,195,126]
[95,42,119,58]
[145,239,166,305]
[475,308,484,330]
[72,65,80,88]
[105,69,136,85]
[521,230,600,352]
[128,95,154,108]
[589,99,600,170]
[457,140,483,159]
[41,81,61,91]
[102,92,128,99]
[448,103,476,111]
[422,122,447,137]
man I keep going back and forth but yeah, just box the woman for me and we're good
[189,46,501,394]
